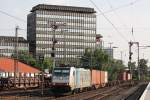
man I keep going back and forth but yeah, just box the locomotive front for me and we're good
[51,67,73,93]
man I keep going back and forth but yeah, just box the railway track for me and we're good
[56,87,111,100]
[83,87,122,100]
[55,82,133,100]
[55,86,123,100]
[0,81,136,100]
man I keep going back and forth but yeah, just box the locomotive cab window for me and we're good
[53,68,70,77]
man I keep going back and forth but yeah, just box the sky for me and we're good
[0,0,150,65]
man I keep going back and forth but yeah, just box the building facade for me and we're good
[27,4,97,65]
[0,36,29,57]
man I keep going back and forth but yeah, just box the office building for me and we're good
[27,4,97,65]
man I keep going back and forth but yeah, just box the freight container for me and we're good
[126,73,132,80]
[91,70,108,88]
[91,70,100,89]
[75,68,91,89]
[118,72,127,81]
[100,71,106,87]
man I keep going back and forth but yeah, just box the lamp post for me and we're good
[39,53,44,96]
[14,26,19,87]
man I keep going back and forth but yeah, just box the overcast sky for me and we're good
[0,0,150,65]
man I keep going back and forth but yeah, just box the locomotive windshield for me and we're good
[53,68,70,77]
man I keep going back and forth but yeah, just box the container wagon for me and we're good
[100,71,108,87]
[74,68,91,93]
[91,70,108,89]
[0,72,51,89]
[91,70,100,89]
[118,71,132,81]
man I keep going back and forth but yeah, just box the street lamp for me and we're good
[14,26,19,87]
[39,51,44,96]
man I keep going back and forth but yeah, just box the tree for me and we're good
[128,61,138,80]
[80,48,125,81]
[139,59,148,80]
[80,48,109,70]
[11,51,53,71]
[106,59,125,81]
[43,57,53,70]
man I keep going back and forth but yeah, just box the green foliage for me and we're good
[81,48,110,70]
[106,59,125,81]
[81,48,125,81]
[43,57,53,70]
[11,51,53,71]
[128,59,149,80]
[139,59,148,80]
[128,61,138,80]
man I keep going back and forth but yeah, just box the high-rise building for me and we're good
[27,4,97,66]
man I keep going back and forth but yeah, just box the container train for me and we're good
[51,67,108,94]
[0,67,132,92]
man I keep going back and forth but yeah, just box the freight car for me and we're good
[91,70,108,89]
[0,72,51,90]
[117,71,132,81]
[51,67,108,94]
